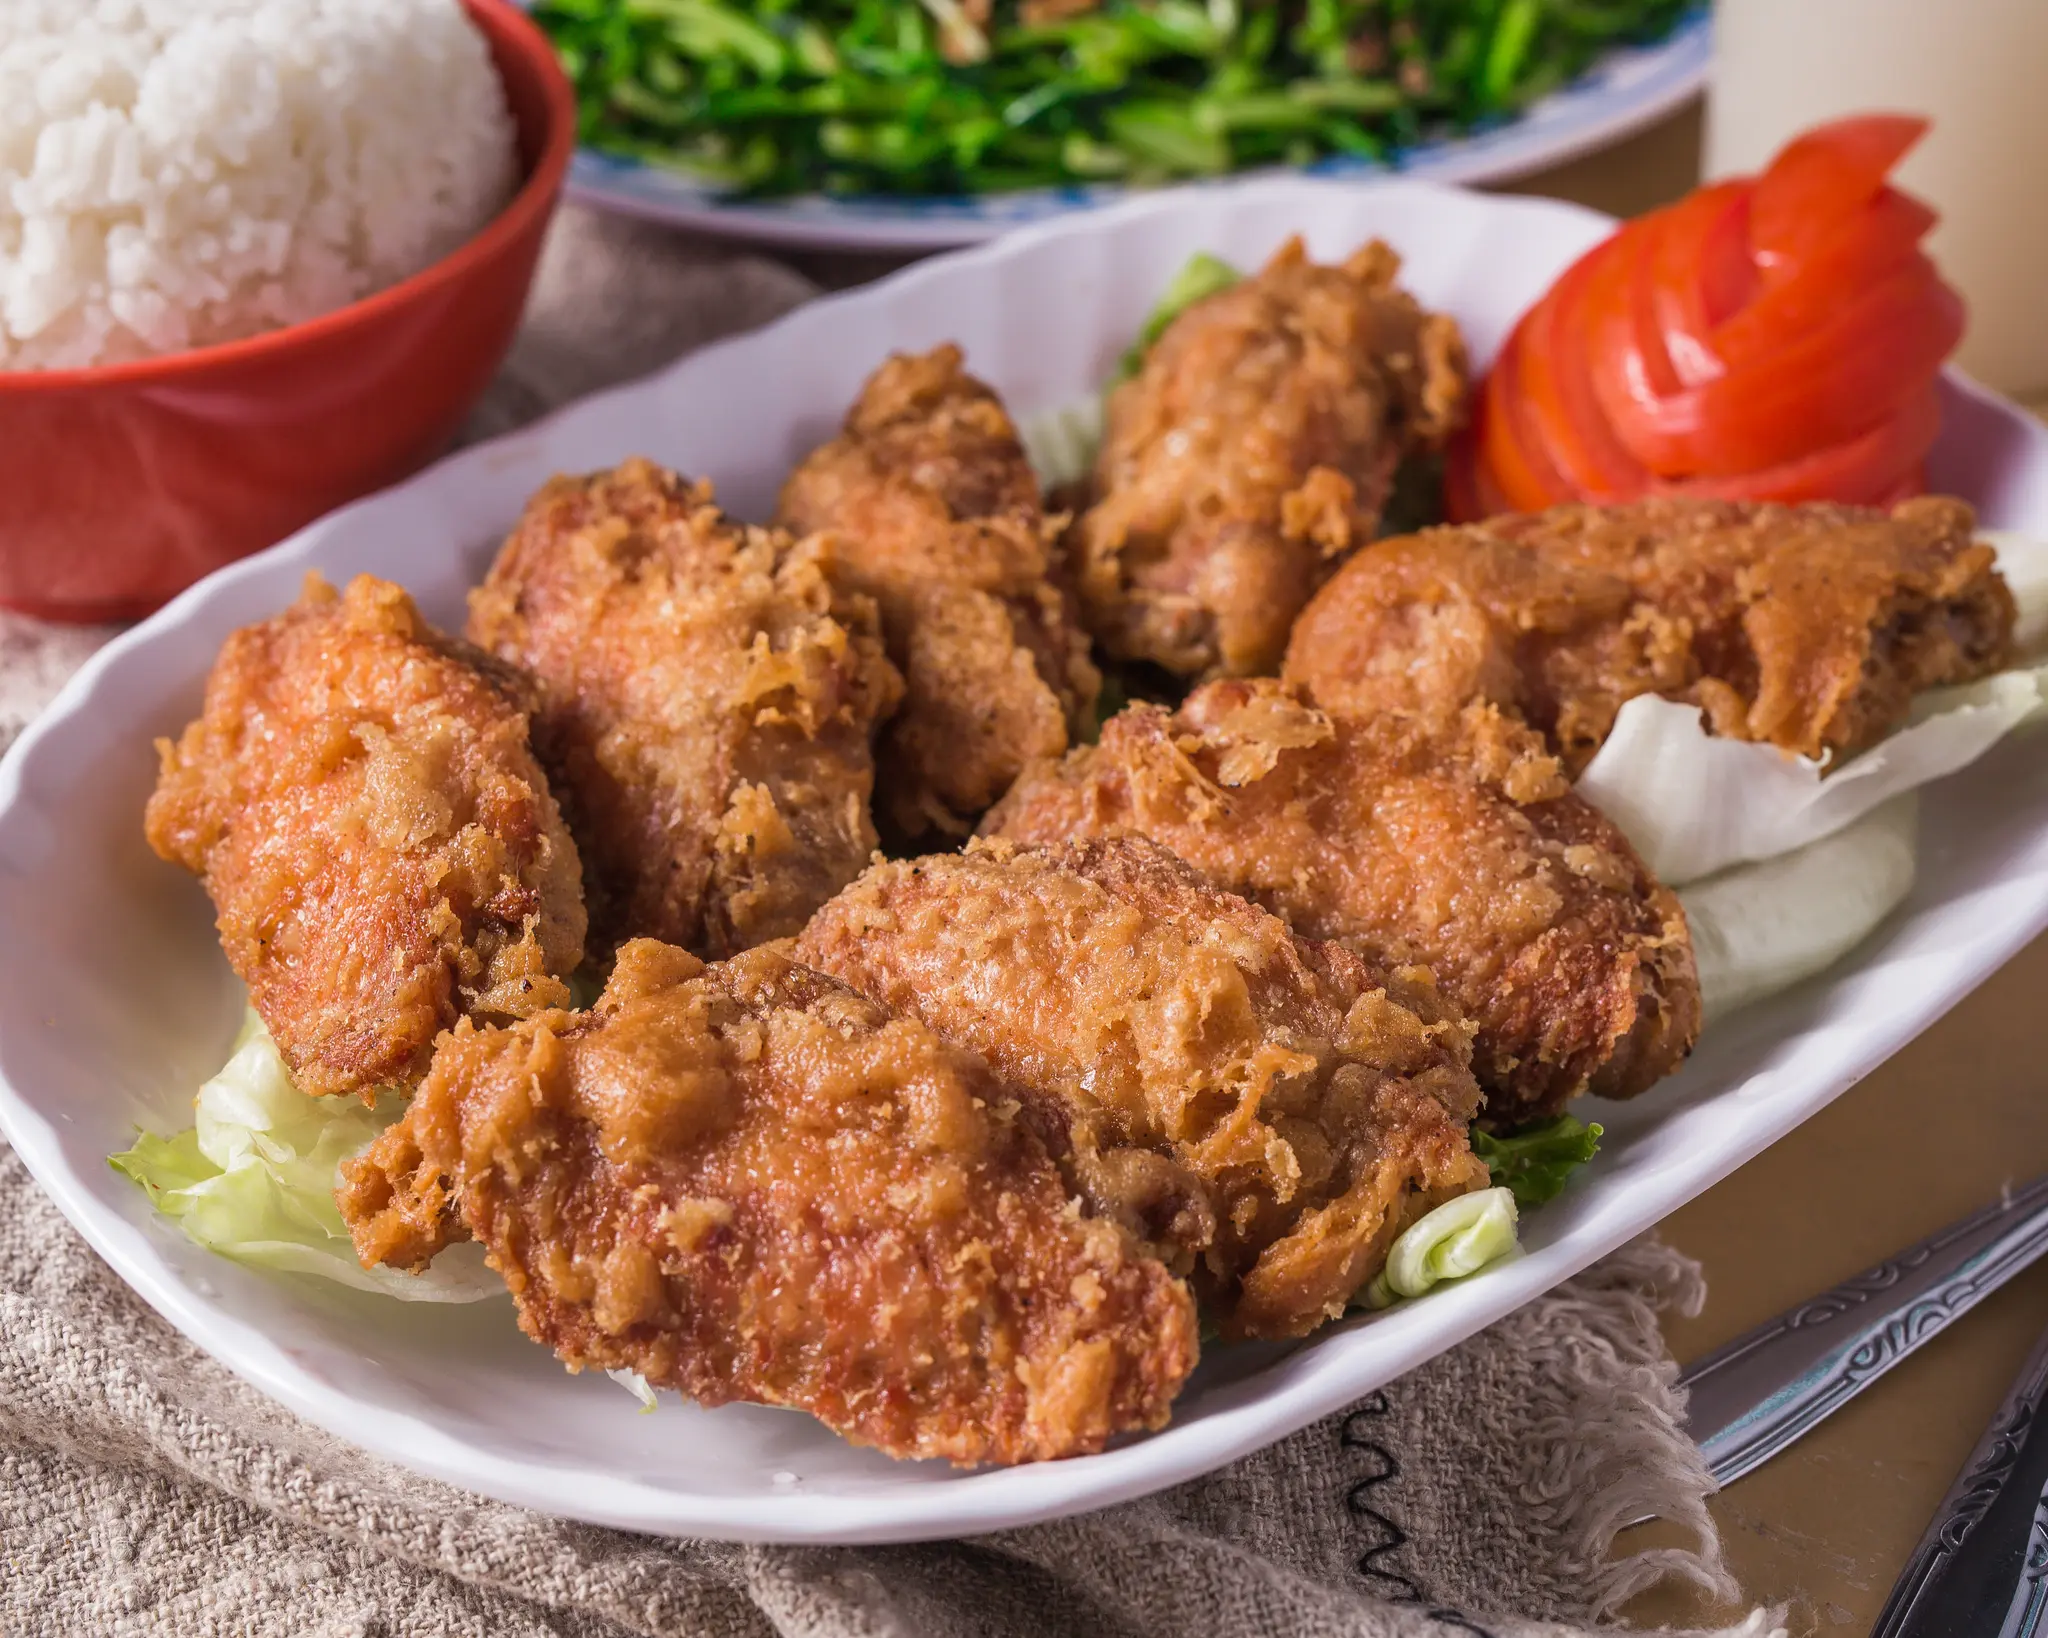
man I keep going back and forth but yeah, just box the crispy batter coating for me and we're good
[793,837,1487,1339]
[466,459,903,956]
[1284,495,2016,772]
[1071,236,1467,679]
[984,681,1698,1122]
[145,574,585,1100]
[339,940,1196,1465]
[777,345,1100,836]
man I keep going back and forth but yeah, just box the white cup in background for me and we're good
[1705,0,2048,398]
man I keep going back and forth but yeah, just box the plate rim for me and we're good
[5,173,2048,1544]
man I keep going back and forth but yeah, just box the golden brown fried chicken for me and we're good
[1284,495,2015,773]
[984,681,1698,1123]
[466,458,902,957]
[1071,236,1467,679]
[340,939,1196,1465]
[145,573,585,1100]
[776,345,1099,837]
[793,837,1487,1339]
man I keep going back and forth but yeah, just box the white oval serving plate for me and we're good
[560,11,1711,249]
[4,177,2047,1545]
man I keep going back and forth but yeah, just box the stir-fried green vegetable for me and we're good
[533,0,1698,199]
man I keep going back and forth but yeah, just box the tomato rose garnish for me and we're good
[1447,115,1965,520]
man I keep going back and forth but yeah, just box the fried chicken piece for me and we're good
[1071,236,1467,680]
[339,939,1196,1465]
[776,345,1099,837]
[466,459,902,956]
[145,573,585,1100]
[984,681,1698,1122]
[793,837,1487,1339]
[1284,495,2016,773]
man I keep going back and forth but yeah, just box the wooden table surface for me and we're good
[1498,98,2048,1634]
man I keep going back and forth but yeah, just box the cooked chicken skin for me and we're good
[145,573,585,1100]
[777,345,1100,837]
[339,939,1197,1465]
[985,681,1698,1122]
[1071,235,1467,679]
[1284,495,2015,773]
[466,459,902,957]
[793,837,1488,1339]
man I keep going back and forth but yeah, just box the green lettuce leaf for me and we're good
[1115,251,1242,381]
[109,1009,500,1302]
[1021,253,1246,490]
[1471,1115,1603,1208]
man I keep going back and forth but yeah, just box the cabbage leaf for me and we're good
[109,1010,500,1303]
[1019,397,1104,493]
[1364,1186,1520,1309]
[1578,533,2048,887]
[1680,796,1919,1019]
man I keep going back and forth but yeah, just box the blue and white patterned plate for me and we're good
[562,10,1710,249]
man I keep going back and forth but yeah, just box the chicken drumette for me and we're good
[985,681,1699,1123]
[1071,235,1467,679]
[777,344,1099,837]
[794,836,1488,1339]
[339,939,1197,1465]
[1284,495,2015,773]
[145,573,586,1099]
[466,458,902,957]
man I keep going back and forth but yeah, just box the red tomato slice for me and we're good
[1602,253,1962,477]
[1711,186,1936,368]
[1643,180,1753,387]
[1621,207,1685,401]
[1582,212,1681,446]
[1659,381,1939,506]
[1457,116,1956,517]
[1750,113,1928,274]
[1696,185,1759,328]
[1512,237,1652,499]
[1450,389,1931,521]
[1478,318,1579,513]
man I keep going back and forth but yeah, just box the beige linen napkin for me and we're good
[0,206,1772,1638]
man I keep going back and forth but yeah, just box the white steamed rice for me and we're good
[0,0,519,372]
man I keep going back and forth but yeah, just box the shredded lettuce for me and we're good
[1577,534,2048,887]
[1019,396,1105,493]
[109,1009,501,1303]
[1472,1116,1603,1208]
[1680,795,1919,1019]
[607,1368,659,1413]
[1364,1186,1520,1310]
